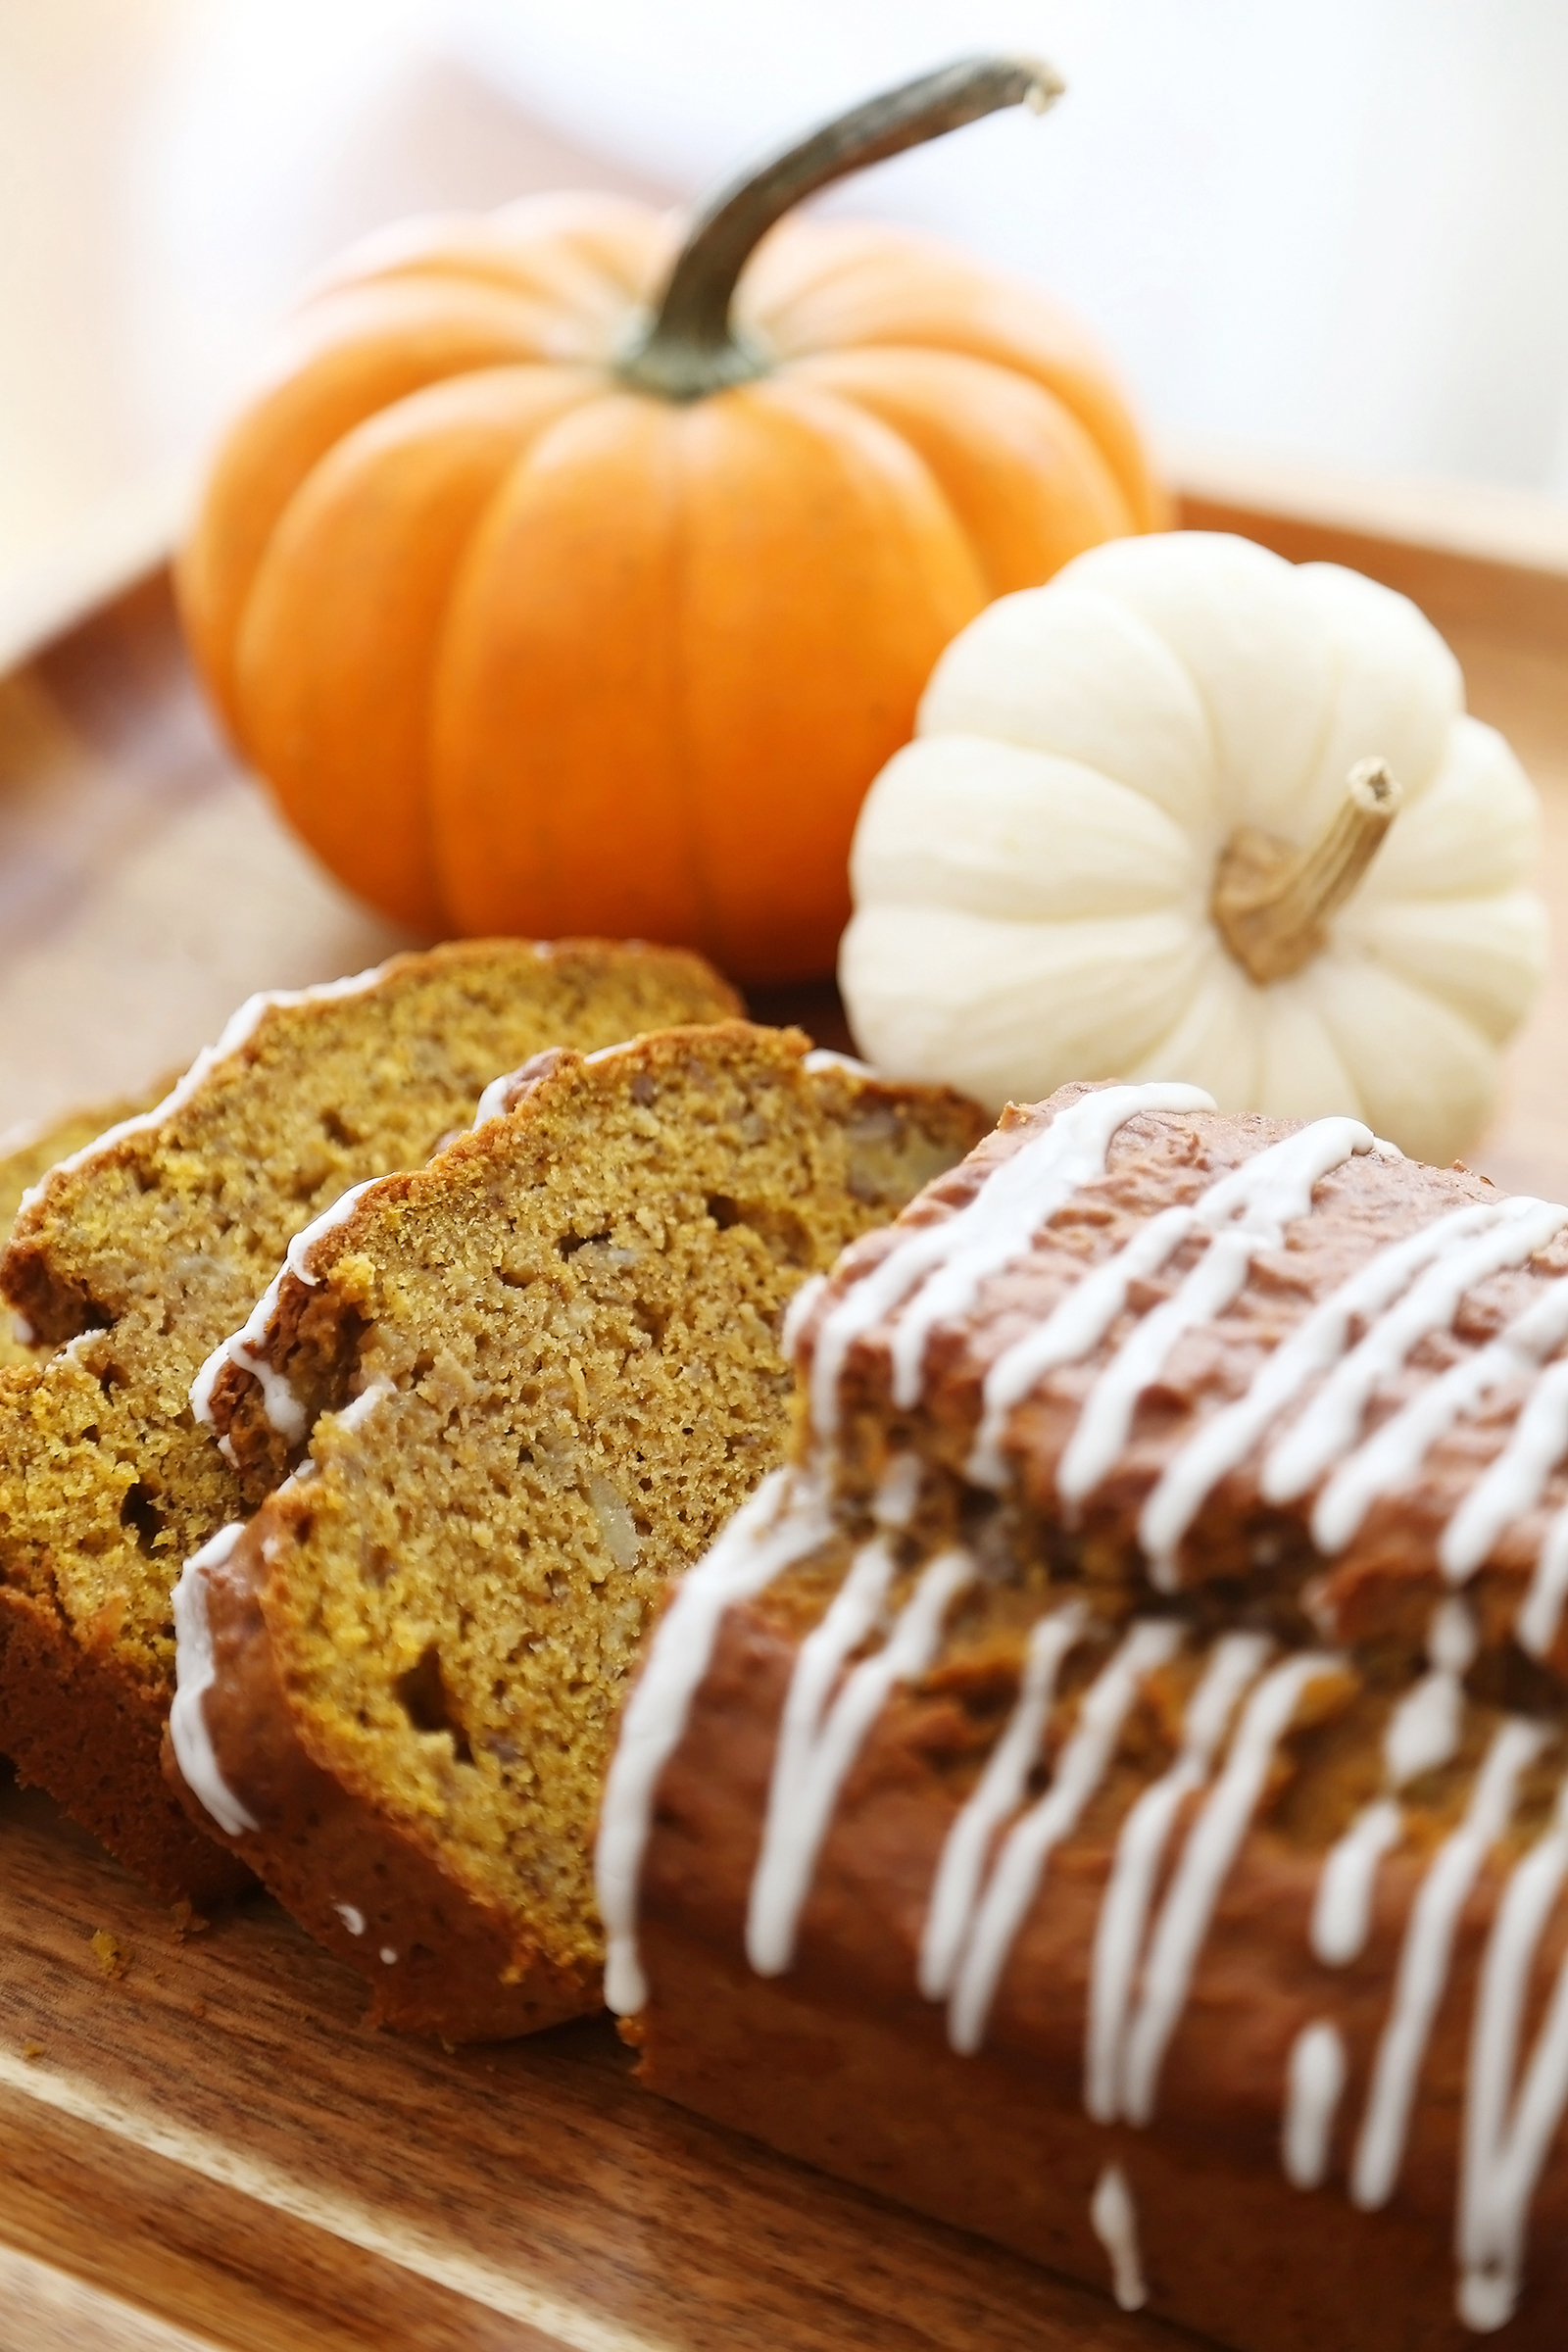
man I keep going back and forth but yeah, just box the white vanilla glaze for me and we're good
[1090,2164,1148,2311]
[1517,1514,1568,1661]
[802,1049,876,1077]
[807,1083,1215,1443]
[1458,1779,1568,2330]
[1118,1652,1340,2126]
[16,963,390,1223]
[1309,1262,1568,1555]
[1351,1715,1547,2211]
[598,1469,834,2017]
[333,1903,367,1936]
[1283,2020,1348,2189]
[380,1947,399,1965]
[190,1177,380,1446]
[1058,1120,1373,1527]
[949,1619,1183,2055]
[1264,1198,1567,1518]
[1311,1800,1404,1966]
[779,1273,828,1362]
[919,1601,1088,2001]
[952,1117,1568,1615]
[968,1206,1195,1490]
[1085,1632,1270,2122]
[1140,1201,1509,1583]
[748,1544,975,1976]
[1443,1356,1568,1589]
[1308,1599,1473,1979]
[329,1378,395,1439]
[473,1069,522,1126]
[1388,1596,1476,1785]
[1292,1600,1480,2208]
[170,1523,259,1838]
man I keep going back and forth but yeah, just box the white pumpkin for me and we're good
[840,531,1547,1165]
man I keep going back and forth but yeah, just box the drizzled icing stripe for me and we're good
[1312,1801,1404,1965]
[190,1178,380,1446]
[1119,1653,1340,2126]
[1283,2021,1348,2190]
[748,1545,975,1976]
[1086,1632,1271,2122]
[1058,1120,1373,1529]
[1308,1599,1473,1975]
[968,1208,1196,1491]
[599,1468,833,2017]
[1140,1201,1508,1584]
[948,1619,1183,2055]
[1385,1596,1476,1788]
[1281,1602,1476,2208]
[1264,1198,1568,1514]
[808,1083,1215,1442]
[170,1524,259,1838]
[1351,1715,1548,2211]
[919,1602,1089,2001]
[1517,1514,1568,1660]
[1444,1356,1568,1588]
[1090,2165,1148,2311]
[1311,1267,1568,1555]
[749,1529,900,1959]
[16,964,389,1221]
[1459,1780,1568,2331]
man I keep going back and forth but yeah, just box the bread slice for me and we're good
[168,1023,986,2034]
[0,1092,163,1367]
[0,940,739,1898]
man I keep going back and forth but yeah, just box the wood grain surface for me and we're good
[0,1778,1179,2352]
[0,476,1564,2348]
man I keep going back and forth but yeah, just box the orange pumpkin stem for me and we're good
[619,53,1064,402]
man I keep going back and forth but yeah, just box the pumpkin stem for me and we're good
[617,54,1064,402]
[1211,759,1403,987]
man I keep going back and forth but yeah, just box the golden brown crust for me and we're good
[635,1601,1568,2346]
[167,1520,594,2038]
[0,1581,250,1904]
[645,1608,1541,2214]
[637,1918,1556,2352]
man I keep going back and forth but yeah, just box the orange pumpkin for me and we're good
[178,57,1166,979]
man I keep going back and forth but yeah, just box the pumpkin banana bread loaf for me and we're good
[603,1080,1568,2351]
[168,1024,985,2034]
[0,939,739,1898]
[0,1093,162,1367]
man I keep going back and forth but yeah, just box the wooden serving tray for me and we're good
[0,467,1565,2349]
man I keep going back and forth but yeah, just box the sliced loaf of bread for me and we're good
[168,1023,985,2032]
[0,940,738,1897]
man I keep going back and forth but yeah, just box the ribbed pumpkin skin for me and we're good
[177,192,1165,978]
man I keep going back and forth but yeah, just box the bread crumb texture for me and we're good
[0,941,739,1709]
[249,1024,982,1986]
[0,1092,161,1367]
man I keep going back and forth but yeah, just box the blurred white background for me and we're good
[6,0,1568,657]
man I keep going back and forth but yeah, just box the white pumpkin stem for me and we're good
[1211,759,1402,987]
